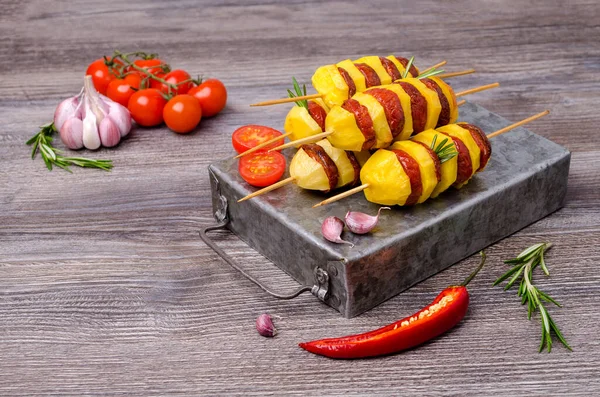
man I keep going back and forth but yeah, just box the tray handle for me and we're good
[200,220,329,301]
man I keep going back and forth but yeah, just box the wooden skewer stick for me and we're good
[312,184,370,208]
[457,99,467,106]
[250,93,322,107]
[311,110,550,208]
[237,177,297,203]
[234,132,292,159]
[418,60,447,75]
[268,131,332,152]
[249,61,452,107]
[486,110,549,139]
[455,82,499,97]
[436,69,476,79]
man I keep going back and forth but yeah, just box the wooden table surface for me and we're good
[1,0,599,395]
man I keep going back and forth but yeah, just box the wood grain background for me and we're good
[1,0,599,395]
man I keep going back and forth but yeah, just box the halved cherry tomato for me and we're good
[188,79,227,117]
[127,89,167,127]
[232,125,284,154]
[86,58,121,95]
[239,152,286,187]
[163,95,202,134]
[106,73,142,107]
[152,69,194,95]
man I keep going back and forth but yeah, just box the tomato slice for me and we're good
[239,152,286,187]
[232,125,284,154]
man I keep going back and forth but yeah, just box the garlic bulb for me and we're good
[55,75,132,150]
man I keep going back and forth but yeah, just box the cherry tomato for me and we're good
[239,152,286,187]
[231,125,284,154]
[149,72,167,90]
[151,69,195,96]
[106,74,142,107]
[86,58,120,95]
[163,95,202,134]
[188,79,227,117]
[129,58,166,76]
[127,89,167,127]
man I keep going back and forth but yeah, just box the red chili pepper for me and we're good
[299,251,486,359]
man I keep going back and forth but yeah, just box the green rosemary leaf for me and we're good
[402,56,415,79]
[417,68,445,80]
[548,316,572,351]
[494,242,571,352]
[517,243,545,259]
[287,77,308,108]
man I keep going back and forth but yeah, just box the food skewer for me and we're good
[312,110,549,208]
[234,132,293,159]
[250,60,472,108]
[250,56,451,108]
[236,111,548,204]
[270,81,500,152]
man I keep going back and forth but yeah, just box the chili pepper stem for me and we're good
[461,251,486,287]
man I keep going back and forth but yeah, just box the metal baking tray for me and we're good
[200,102,570,318]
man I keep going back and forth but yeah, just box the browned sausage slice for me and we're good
[301,144,339,192]
[391,149,423,206]
[337,67,357,97]
[395,56,419,77]
[413,141,442,182]
[341,98,377,150]
[345,151,361,186]
[395,81,428,134]
[307,101,327,131]
[439,132,473,186]
[365,88,405,139]
[379,57,402,81]
[459,123,492,171]
[421,78,450,128]
[353,63,382,88]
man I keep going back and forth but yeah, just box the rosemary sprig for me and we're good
[26,123,113,172]
[493,242,572,352]
[401,56,415,79]
[430,134,458,163]
[417,67,445,80]
[287,77,308,109]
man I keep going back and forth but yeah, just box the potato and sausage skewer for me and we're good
[271,80,499,152]
[250,56,455,108]
[237,111,548,204]
[312,111,550,207]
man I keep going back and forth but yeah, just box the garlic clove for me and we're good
[105,100,132,137]
[256,313,277,337]
[345,207,390,234]
[82,104,101,150]
[59,117,84,150]
[54,96,80,131]
[98,116,121,148]
[322,216,354,247]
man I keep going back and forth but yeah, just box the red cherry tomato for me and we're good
[129,58,166,76]
[163,95,202,134]
[239,152,286,187]
[106,74,142,107]
[188,79,227,117]
[86,58,120,95]
[231,125,284,154]
[127,89,167,127]
[152,69,194,95]
[149,72,167,90]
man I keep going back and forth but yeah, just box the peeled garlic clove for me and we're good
[256,313,277,337]
[105,100,132,137]
[82,106,101,150]
[59,117,84,149]
[322,216,354,247]
[99,116,121,147]
[54,96,80,131]
[345,207,390,234]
